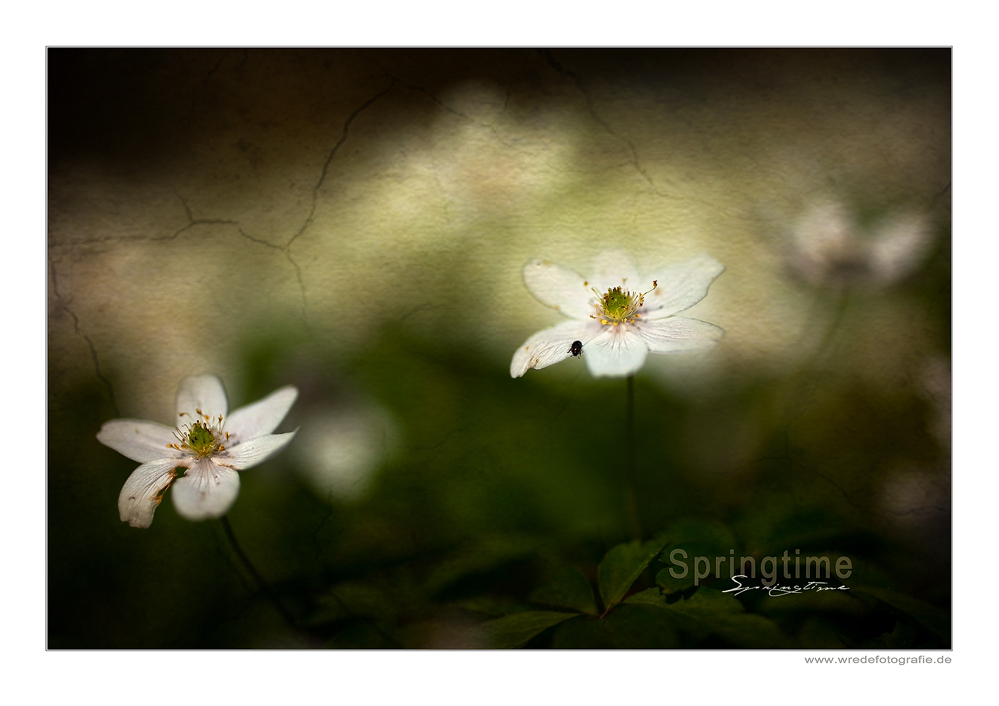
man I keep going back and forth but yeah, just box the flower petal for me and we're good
[223,431,298,470]
[642,253,725,318]
[510,320,601,378]
[589,250,642,294]
[171,458,240,521]
[583,326,649,378]
[867,211,933,284]
[225,386,299,442]
[118,459,182,528]
[175,374,228,421]
[522,258,594,319]
[98,419,181,463]
[637,316,725,353]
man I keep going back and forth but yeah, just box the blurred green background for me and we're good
[48,48,950,648]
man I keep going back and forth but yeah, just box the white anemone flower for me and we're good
[787,198,934,288]
[97,375,299,529]
[511,250,725,378]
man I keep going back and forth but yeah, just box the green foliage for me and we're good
[625,588,788,648]
[550,607,681,649]
[478,610,578,648]
[851,586,950,643]
[50,323,951,648]
[655,517,738,593]
[312,581,398,626]
[598,537,668,611]
[529,566,599,616]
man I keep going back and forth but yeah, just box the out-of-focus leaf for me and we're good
[478,610,578,648]
[733,497,852,555]
[655,518,739,591]
[830,555,893,589]
[423,535,542,598]
[392,610,487,649]
[529,566,598,616]
[851,586,950,643]
[798,617,847,648]
[625,587,789,647]
[886,620,918,648]
[757,587,858,616]
[598,538,668,611]
[311,581,398,626]
[661,517,738,551]
[453,595,532,617]
[656,566,697,594]
[550,606,681,648]
[325,621,398,649]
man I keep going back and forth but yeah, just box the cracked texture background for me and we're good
[48,49,950,648]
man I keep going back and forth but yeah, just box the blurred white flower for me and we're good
[294,403,399,502]
[787,198,934,287]
[511,250,725,378]
[97,375,298,528]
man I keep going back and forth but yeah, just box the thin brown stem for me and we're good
[219,516,298,630]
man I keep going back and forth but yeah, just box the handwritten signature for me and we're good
[722,574,850,597]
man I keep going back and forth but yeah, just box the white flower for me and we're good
[511,250,725,378]
[787,197,934,288]
[97,375,299,528]
[294,403,400,503]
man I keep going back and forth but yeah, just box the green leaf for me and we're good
[478,610,578,648]
[624,587,788,647]
[529,566,599,616]
[598,537,668,611]
[623,587,672,607]
[656,566,697,594]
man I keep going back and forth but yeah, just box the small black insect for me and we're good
[568,340,583,358]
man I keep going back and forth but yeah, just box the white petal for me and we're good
[118,459,182,529]
[584,326,649,378]
[223,431,298,470]
[522,258,594,319]
[98,419,181,463]
[589,250,642,294]
[637,316,725,353]
[642,253,725,318]
[171,458,240,521]
[225,386,299,442]
[867,211,933,283]
[510,319,601,378]
[175,374,228,421]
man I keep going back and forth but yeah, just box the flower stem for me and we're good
[803,291,850,372]
[784,291,851,424]
[624,375,642,541]
[219,516,298,631]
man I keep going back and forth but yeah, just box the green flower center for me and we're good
[591,280,658,326]
[168,409,229,458]
[186,421,219,456]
